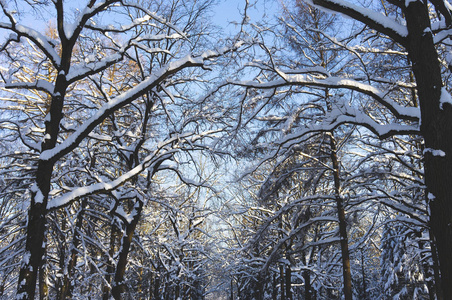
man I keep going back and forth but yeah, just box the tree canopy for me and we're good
[0,0,451,299]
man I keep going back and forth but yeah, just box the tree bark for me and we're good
[39,262,48,300]
[272,273,277,300]
[285,264,292,300]
[360,249,367,300]
[429,233,443,300]
[103,220,119,300]
[329,133,352,300]
[59,198,88,299]
[280,264,285,300]
[16,10,72,293]
[303,269,312,300]
[17,74,67,299]
[404,3,452,299]
[111,200,143,299]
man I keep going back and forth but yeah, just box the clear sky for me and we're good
[0,0,281,38]
[214,0,245,28]
[213,0,281,31]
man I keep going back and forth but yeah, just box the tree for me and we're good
[212,0,450,297]
[0,1,242,299]
[288,0,452,298]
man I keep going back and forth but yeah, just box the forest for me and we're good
[0,0,451,299]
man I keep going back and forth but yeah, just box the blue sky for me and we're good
[214,0,245,27]
[0,0,280,37]
[214,0,280,30]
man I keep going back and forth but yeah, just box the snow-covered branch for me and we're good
[40,42,243,162]
[230,72,420,122]
[47,150,176,210]
[0,23,61,68]
[309,0,408,45]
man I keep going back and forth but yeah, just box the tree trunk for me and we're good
[280,264,285,300]
[16,60,69,298]
[329,133,352,300]
[39,263,48,300]
[103,219,119,300]
[285,264,292,300]
[404,3,452,299]
[16,164,52,300]
[272,273,277,300]
[429,231,443,300]
[153,269,160,300]
[254,275,263,300]
[303,270,312,300]
[360,250,367,300]
[230,278,234,300]
[59,198,88,299]
[111,200,143,299]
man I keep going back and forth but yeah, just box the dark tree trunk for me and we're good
[272,273,278,300]
[404,3,452,299]
[59,198,88,300]
[254,275,264,300]
[103,220,119,300]
[280,264,285,300]
[17,90,66,299]
[360,250,367,300]
[153,270,160,300]
[230,278,234,300]
[329,133,352,300]
[39,262,48,300]
[429,233,443,300]
[111,200,143,299]
[16,166,51,300]
[303,270,312,300]
[16,20,71,295]
[285,265,292,300]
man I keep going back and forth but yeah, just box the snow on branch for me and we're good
[309,0,408,46]
[230,72,420,121]
[60,0,121,41]
[123,1,188,40]
[46,150,176,210]
[0,120,41,152]
[236,102,419,181]
[66,53,123,84]
[0,23,61,67]
[272,105,419,147]
[4,79,55,95]
[39,42,244,162]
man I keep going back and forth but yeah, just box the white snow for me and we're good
[423,148,446,157]
[115,205,133,223]
[231,74,420,121]
[6,24,61,66]
[305,0,408,37]
[67,53,122,82]
[47,150,176,209]
[22,252,31,264]
[40,45,239,162]
[35,189,44,203]
[4,79,55,95]
[64,22,77,39]
[440,87,452,109]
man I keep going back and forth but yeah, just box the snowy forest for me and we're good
[0,0,452,299]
